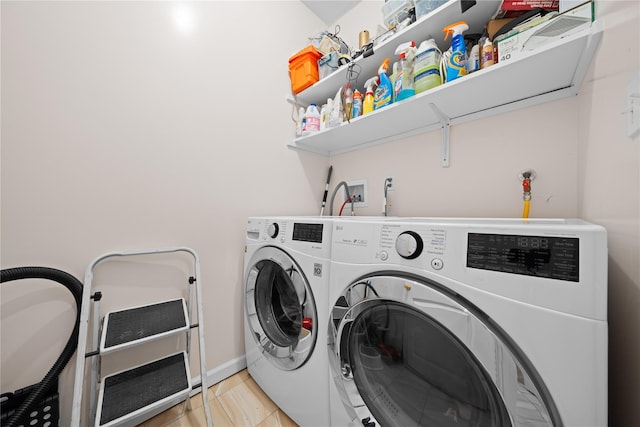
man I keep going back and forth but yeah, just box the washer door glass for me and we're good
[246,246,316,370]
[350,301,507,427]
[329,276,558,427]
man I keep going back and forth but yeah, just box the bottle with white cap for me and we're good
[302,103,320,136]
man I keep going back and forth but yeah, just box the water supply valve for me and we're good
[518,169,536,218]
[518,169,536,200]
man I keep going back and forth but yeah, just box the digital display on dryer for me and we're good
[467,233,579,282]
[292,223,323,243]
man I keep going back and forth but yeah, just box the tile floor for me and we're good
[142,369,299,427]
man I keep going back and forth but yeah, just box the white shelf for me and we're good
[294,0,503,105]
[288,4,603,159]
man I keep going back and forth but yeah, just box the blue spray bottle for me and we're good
[374,58,393,110]
[442,21,469,82]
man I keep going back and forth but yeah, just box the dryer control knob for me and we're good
[267,223,279,239]
[395,231,423,259]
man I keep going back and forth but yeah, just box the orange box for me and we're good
[288,45,323,94]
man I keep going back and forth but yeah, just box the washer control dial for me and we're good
[267,223,279,239]
[395,231,423,259]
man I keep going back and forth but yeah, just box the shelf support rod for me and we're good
[429,103,451,167]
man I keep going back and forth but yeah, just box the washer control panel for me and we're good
[378,223,447,270]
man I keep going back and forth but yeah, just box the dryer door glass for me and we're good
[246,247,317,371]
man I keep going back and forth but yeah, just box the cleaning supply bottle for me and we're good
[352,89,363,118]
[374,58,393,110]
[466,34,480,73]
[394,41,417,102]
[328,87,344,127]
[442,21,469,82]
[480,34,495,69]
[363,77,377,115]
[413,38,442,94]
[301,103,320,136]
[390,61,399,102]
[343,83,353,121]
[320,103,328,131]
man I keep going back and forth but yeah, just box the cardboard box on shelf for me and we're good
[487,18,516,40]
[495,1,592,63]
[495,0,559,19]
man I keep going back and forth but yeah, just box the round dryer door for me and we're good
[328,274,560,427]
[245,246,317,370]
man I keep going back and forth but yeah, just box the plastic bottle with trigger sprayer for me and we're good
[374,58,393,110]
[414,37,442,94]
[363,77,377,115]
[394,41,417,102]
[442,21,469,82]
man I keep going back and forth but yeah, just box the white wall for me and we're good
[577,2,640,426]
[0,1,329,424]
[2,0,638,426]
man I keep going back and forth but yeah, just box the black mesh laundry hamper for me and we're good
[0,380,60,427]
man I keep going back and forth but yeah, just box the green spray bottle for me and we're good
[442,21,469,82]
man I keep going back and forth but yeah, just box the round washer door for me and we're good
[328,274,560,427]
[245,246,317,370]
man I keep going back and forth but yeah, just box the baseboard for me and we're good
[189,354,248,395]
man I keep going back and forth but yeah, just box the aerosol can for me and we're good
[442,21,469,82]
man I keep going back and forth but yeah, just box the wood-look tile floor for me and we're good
[142,369,299,427]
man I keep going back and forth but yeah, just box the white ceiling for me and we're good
[301,0,361,26]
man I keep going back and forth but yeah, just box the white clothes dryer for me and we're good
[244,217,333,426]
[327,218,607,427]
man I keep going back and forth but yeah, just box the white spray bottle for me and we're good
[394,41,417,102]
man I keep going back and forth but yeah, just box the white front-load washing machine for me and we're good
[328,218,607,427]
[244,216,333,426]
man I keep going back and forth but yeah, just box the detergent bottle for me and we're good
[301,103,320,136]
[394,41,417,102]
[413,38,442,94]
[374,58,393,110]
[363,77,377,115]
[442,21,469,82]
[352,89,363,118]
